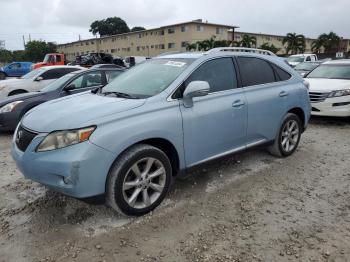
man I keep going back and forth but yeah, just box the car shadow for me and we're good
[309,116,349,127]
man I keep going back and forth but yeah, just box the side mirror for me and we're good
[64,84,76,92]
[183,81,210,108]
[35,76,43,81]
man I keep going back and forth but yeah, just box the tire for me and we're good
[106,144,172,216]
[268,113,302,157]
[0,72,6,80]
[8,90,27,96]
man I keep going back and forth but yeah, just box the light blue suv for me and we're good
[12,48,311,216]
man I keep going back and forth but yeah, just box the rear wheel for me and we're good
[268,113,302,157]
[0,72,6,80]
[106,144,172,216]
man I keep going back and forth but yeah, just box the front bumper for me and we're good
[311,96,350,117]
[11,129,117,198]
[0,111,21,131]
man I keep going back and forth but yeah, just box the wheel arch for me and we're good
[8,89,28,96]
[288,107,306,130]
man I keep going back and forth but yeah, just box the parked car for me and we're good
[306,59,350,117]
[12,48,310,216]
[32,53,65,70]
[0,65,84,99]
[0,62,33,80]
[293,61,322,77]
[286,54,318,67]
[0,68,124,131]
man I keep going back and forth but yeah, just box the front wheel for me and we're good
[106,144,172,216]
[0,72,6,80]
[268,113,302,157]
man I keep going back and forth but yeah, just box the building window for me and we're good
[159,30,164,35]
[151,45,154,48]
[139,33,142,38]
[111,49,116,53]
[168,28,175,34]
[159,44,165,49]
[137,46,140,51]
[85,42,89,45]
[181,41,189,48]
[168,43,175,49]
[216,28,224,34]
[196,25,204,32]
[91,41,94,44]
[127,47,130,52]
[181,26,188,32]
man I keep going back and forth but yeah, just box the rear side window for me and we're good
[185,58,237,93]
[40,68,80,80]
[272,64,291,81]
[237,57,275,87]
[106,70,123,82]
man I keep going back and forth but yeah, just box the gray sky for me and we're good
[0,0,349,50]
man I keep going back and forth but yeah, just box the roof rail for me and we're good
[205,47,277,56]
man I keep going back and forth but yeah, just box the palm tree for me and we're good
[186,43,197,51]
[259,43,281,54]
[237,35,257,48]
[282,33,306,54]
[312,32,341,53]
[196,36,216,51]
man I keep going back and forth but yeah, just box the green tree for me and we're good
[282,33,306,54]
[90,17,130,36]
[312,32,341,53]
[213,40,231,48]
[235,34,257,48]
[0,49,13,63]
[25,40,57,62]
[259,43,281,54]
[186,43,197,51]
[131,26,146,32]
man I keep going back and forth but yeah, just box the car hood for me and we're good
[307,78,350,92]
[0,92,43,106]
[22,92,146,132]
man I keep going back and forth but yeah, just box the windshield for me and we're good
[20,68,46,79]
[306,64,350,80]
[286,57,304,63]
[41,73,75,92]
[294,62,319,71]
[102,58,194,98]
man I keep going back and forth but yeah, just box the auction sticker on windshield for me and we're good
[164,61,187,67]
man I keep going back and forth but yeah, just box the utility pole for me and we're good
[22,35,26,48]
[78,34,81,41]
[28,34,31,42]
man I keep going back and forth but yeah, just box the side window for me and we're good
[305,56,311,62]
[237,57,275,87]
[106,71,123,83]
[56,55,62,63]
[185,58,237,93]
[271,64,292,81]
[68,72,102,89]
[40,69,60,80]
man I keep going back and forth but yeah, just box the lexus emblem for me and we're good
[16,130,23,143]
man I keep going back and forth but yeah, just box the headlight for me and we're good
[0,101,23,114]
[36,126,96,152]
[328,89,350,98]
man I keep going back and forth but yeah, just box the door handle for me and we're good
[279,91,289,97]
[232,100,245,108]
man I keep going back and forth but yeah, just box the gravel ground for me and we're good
[0,117,349,262]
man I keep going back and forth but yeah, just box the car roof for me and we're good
[290,54,316,57]
[39,65,86,70]
[323,59,350,65]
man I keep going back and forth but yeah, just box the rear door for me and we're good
[236,56,293,145]
[179,57,247,167]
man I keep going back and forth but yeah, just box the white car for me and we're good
[0,65,85,99]
[306,60,350,117]
[286,54,318,67]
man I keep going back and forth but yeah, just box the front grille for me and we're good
[309,92,330,103]
[15,125,37,152]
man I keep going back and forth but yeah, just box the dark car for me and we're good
[0,68,125,131]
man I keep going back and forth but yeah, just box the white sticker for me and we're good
[165,61,186,67]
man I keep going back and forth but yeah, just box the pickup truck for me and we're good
[0,62,33,80]
[32,53,65,70]
[286,54,318,67]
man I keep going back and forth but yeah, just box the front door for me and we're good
[179,57,247,167]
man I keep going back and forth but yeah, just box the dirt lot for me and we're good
[1,117,350,262]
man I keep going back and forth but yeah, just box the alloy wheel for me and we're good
[280,119,299,153]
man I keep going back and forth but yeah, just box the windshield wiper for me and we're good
[102,91,138,99]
